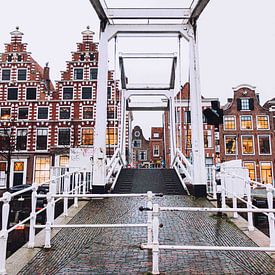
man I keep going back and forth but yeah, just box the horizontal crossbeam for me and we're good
[190,0,211,20]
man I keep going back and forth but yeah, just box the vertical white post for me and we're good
[92,26,109,192]
[188,24,206,187]
[28,185,38,248]
[266,184,275,247]
[63,174,69,217]
[169,95,176,166]
[246,179,254,231]
[232,194,238,219]
[74,172,79,208]
[220,169,226,209]
[0,192,11,275]
[119,93,126,163]
[212,165,217,199]
[147,191,153,246]
[152,204,160,275]
[83,171,87,195]
[44,191,52,248]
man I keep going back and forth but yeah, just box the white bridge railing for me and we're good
[172,149,192,195]
[106,148,125,191]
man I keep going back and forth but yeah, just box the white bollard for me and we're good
[232,194,238,219]
[0,192,11,275]
[266,184,275,247]
[246,179,254,231]
[212,165,217,200]
[74,172,79,208]
[152,204,160,275]
[220,170,226,209]
[28,185,38,248]
[147,191,153,246]
[44,191,53,248]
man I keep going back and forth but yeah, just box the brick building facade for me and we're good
[219,84,274,184]
[150,127,164,168]
[0,27,122,189]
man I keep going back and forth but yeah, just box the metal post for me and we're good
[152,204,160,275]
[0,192,11,275]
[63,174,69,216]
[44,191,52,248]
[188,23,206,186]
[147,191,153,246]
[220,169,226,209]
[83,171,87,195]
[169,95,176,166]
[246,179,254,231]
[119,93,126,163]
[28,185,38,248]
[266,184,275,247]
[92,26,109,192]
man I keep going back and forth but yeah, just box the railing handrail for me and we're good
[175,148,192,169]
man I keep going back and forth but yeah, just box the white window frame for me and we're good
[241,135,255,155]
[256,115,270,130]
[18,107,29,120]
[37,106,49,120]
[33,156,51,184]
[240,98,250,111]
[139,150,147,161]
[16,68,27,81]
[10,159,27,187]
[259,161,273,185]
[153,145,160,157]
[81,127,94,146]
[1,68,11,82]
[62,86,74,100]
[7,87,18,101]
[0,107,11,120]
[243,161,256,181]
[90,67,98,81]
[16,128,28,152]
[25,87,37,101]
[258,135,272,155]
[58,128,71,146]
[204,129,213,148]
[224,135,237,155]
[59,106,71,120]
[133,139,141,148]
[81,86,93,100]
[36,128,48,151]
[223,115,236,130]
[73,67,84,81]
[82,106,94,120]
[240,115,253,130]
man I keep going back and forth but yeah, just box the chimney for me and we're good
[256,93,260,103]
[43,63,51,93]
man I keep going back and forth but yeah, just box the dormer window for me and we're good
[80,54,85,61]
[7,55,12,62]
[237,98,254,111]
[90,68,98,80]
[17,55,22,62]
[90,53,95,61]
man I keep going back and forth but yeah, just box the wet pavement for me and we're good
[18,195,275,274]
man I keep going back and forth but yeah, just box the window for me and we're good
[0,129,10,150]
[7,55,12,62]
[59,107,71,120]
[153,145,160,157]
[225,135,236,155]
[34,157,51,184]
[134,131,140,138]
[17,55,22,62]
[133,140,141,148]
[224,116,236,130]
[184,111,191,124]
[58,129,70,146]
[83,107,93,120]
[237,98,254,111]
[7,88,18,100]
[16,129,27,150]
[90,53,95,61]
[106,128,117,145]
[59,156,69,167]
[240,115,253,130]
[204,130,212,148]
[74,68,83,80]
[243,162,256,181]
[2,69,10,81]
[63,87,73,100]
[107,87,112,100]
[18,108,28,120]
[26,88,37,100]
[258,135,271,155]
[107,108,117,119]
[185,130,192,148]
[153,133,160,138]
[82,87,92,99]
[17,69,27,81]
[82,128,94,145]
[36,129,48,150]
[260,162,273,184]
[241,136,254,155]
[80,54,85,61]
[37,107,48,120]
[0,108,11,120]
[257,115,269,130]
[90,68,98,80]
[139,150,147,161]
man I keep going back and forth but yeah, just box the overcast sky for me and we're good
[1,0,275,138]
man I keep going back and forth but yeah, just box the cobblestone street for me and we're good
[18,195,275,274]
